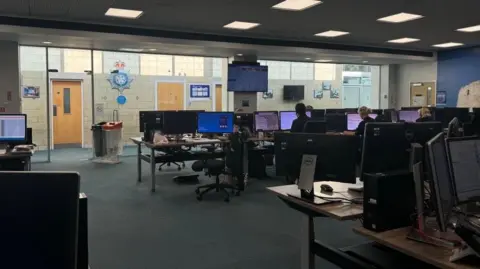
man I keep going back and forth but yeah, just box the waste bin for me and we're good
[91,122,107,157]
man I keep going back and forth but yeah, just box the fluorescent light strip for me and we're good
[224,21,260,30]
[272,0,322,11]
[387,37,420,44]
[315,59,332,62]
[432,42,464,48]
[120,48,144,52]
[105,8,143,19]
[457,25,480,32]
[377,12,423,23]
[315,30,349,37]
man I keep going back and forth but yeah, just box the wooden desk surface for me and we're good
[130,137,229,149]
[267,182,363,220]
[353,227,479,269]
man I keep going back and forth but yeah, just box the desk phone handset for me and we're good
[450,217,480,262]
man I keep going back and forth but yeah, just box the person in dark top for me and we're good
[355,106,375,136]
[416,107,433,122]
[290,103,310,132]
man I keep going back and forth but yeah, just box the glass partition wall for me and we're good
[20,45,381,162]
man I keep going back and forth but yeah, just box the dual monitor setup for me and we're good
[139,110,235,141]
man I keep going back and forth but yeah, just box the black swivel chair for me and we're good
[192,159,239,202]
[303,120,327,133]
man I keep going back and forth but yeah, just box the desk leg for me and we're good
[242,141,248,189]
[137,143,142,182]
[301,215,315,269]
[150,148,156,192]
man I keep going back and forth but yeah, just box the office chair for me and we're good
[192,159,239,202]
[303,120,327,133]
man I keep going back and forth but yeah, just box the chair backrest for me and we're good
[303,120,327,134]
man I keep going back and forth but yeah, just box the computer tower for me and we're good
[363,171,416,232]
[78,193,89,269]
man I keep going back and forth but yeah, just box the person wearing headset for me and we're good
[355,106,375,136]
[290,103,310,133]
[416,107,433,122]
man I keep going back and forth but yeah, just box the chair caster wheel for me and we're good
[196,195,202,201]
[167,163,171,167]
[182,163,186,168]
[177,167,181,171]
[195,189,200,194]
[224,197,230,203]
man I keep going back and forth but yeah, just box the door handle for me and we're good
[53,105,57,116]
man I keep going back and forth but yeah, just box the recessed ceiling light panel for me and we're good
[314,30,349,37]
[315,59,332,62]
[120,48,144,52]
[432,42,464,48]
[105,8,144,19]
[387,37,420,44]
[272,0,322,11]
[457,25,480,32]
[224,21,260,30]
[377,12,423,23]
[42,41,52,44]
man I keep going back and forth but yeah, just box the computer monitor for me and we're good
[346,113,377,131]
[361,123,411,180]
[405,122,443,146]
[197,112,234,134]
[254,111,279,132]
[310,109,325,119]
[0,171,80,269]
[435,107,470,128]
[325,113,347,132]
[446,136,480,204]
[284,133,358,183]
[426,132,455,232]
[398,110,419,123]
[0,114,27,143]
[162,111,198,134]
[139,111,164,132]
[325,108,357,114]
[234,113,254,132]
[279,110,312,131]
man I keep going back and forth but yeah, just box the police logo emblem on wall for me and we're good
[108,61,133,93]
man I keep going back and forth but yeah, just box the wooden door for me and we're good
[52,80,82,147]
[215,84,222,111]
[157,82,184,110]
[410,82,436,106]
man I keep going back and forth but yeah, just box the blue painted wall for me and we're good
[437,47,480,106]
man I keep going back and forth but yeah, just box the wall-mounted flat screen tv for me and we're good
[227,64,268,92]
[283,85,305,101]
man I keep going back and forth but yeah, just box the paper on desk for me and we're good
[297,154,316,192]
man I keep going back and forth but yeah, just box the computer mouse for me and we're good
[320,184,333,192]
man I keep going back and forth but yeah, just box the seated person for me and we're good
[416,107,433,122]
[291,103,310,133]
[354,106,375,136]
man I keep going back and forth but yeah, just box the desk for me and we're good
[353,227,479,269]
[0,151,32,171]
[130,137,229,192]
[242,137,274,186]
[268,181,364,269]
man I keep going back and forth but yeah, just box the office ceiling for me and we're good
[1,0,477,61]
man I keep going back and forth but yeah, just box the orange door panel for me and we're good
[52,80,82,146]
[215,85,222,111]
[157,82,184,110]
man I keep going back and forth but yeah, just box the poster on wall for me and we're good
[22,86,40,98]
[262,88,273,99]
[321,81,332,91]
[189,84,210,100]
[436,91,447,105]
[313,89,323,99]
[330,89,340,99]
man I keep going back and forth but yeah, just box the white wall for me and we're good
[395,62,437,108]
